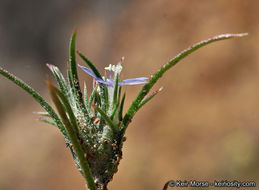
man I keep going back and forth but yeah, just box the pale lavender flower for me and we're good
[78,59,148,87]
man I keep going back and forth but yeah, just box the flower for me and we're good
[78,58,148,87]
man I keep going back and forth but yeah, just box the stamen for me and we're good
[105,64,113,71]
[115,64,122,74]
[112,65,116,72]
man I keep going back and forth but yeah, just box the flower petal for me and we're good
[119,78,148,86]
[95,78,113,86]
[130,77,149,80]
[78,64,97,78]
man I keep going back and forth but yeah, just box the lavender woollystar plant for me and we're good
[0,31,247,190]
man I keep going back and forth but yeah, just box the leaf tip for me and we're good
[151,87,163,95]
[217,33,248,39]
[237,32,248,37]
[46,63,55,70]
[158,87,164,92]
[73,28,77,35]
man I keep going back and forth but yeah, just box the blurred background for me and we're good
[0,0,258,189]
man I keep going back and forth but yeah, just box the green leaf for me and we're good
[70,30,79,85]
[33,111,51,117]
[110,103,119,120]
[47,64,68,96]
[104,85,109,109]
[67,69,74,89]
[118,93,126,121]
[83,82,89,107]
[55,85,80,138]
[122,33,248,130]
[46,78,96,190]
[69,30,84,108]
[0,67,68,139]
[39,118,58,127]
[88,87,97,110]
[67,66,90,118]
[94,89,102,106]
[118,86,122,104]
[93,105,117,133]
[112,74,119,108]
[46,78,74,131]
[137,87,163,111]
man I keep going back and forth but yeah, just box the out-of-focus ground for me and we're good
[0,1,258,189]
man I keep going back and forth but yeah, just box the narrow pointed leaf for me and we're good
[110,103,119,120]
[67,69,73,89]
[67,67,90,117]
[94,90,101,106]
[104,85,109,109]
[46,78,96,190]
[0,67,68,139]
[83,82,89,107]
[92,105,117,132]
[123,33,248,129]
[69,30,84,108]
[119,93,126,121]
[112,75,119,108]
[137,87,163,111]
[33,112,51,117]
[47,64,68,96]
[55,85,80,138]
[118,86,122,103]
[70,29,79,84]
[39,118,58,127]
[46,78,73,131]
[89,87,97,110]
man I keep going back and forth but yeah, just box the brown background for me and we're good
[0,1,258,189]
